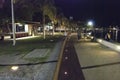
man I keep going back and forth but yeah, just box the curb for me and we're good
[53,36,68,80]
[97,39,120,52]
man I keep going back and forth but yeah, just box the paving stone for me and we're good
[24,49,50,58]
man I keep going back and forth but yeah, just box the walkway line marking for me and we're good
[0,60,58,66]
[81,61,120,70]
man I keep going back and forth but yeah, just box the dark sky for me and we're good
[54,0,120,27]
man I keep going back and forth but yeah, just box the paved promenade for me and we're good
[1,34,120,80]
[74,34,120,80]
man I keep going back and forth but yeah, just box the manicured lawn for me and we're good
[0,35,63,55]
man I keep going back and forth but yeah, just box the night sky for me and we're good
[1,0,120,27]
[54,0,120,27]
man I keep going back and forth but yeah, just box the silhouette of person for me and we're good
[105,32,111,41]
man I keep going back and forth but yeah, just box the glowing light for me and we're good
[11,66,19,71]
[116,46,120,50]
[87,21,93,26]
[65,57,68,59]
[25,24,28,32]
[113,27,116,30]
[98,39,102,43]
[88,32,91,35]
[16,23,23,26]
[9,36,39,40]
[91,36,94,39]
[64,71,68,75]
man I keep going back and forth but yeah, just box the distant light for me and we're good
[11,66,19,71]
[10,36,38,40]
[98,39,102,43]
[49,26,53,29]
[116,46,120,50]
[16,23,23,26]
[91,36,94,39]
[88,21,93,26]
[64,71,68,75]
[25,24,28,32]
[113,27,117,30]
[88,32,91,35]
[65,57,68,60]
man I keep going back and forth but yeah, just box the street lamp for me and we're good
[87,21,94,27]
[11,0,16,46]
[87,20,95,40]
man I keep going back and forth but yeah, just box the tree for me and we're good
[42,0,57,38]
[0,0,59,39]
[0,0,12,41]
[62,17,69,32]
[14,0,35,21]
[56,13,65,32]
[45,2,57,35]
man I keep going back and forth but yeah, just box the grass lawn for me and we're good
[0,35,63,55]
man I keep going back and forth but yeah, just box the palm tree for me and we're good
[42,0,57,38]
[57,13,64,32]
[46,4,57,35]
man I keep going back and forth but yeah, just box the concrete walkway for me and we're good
[74,34,120,80]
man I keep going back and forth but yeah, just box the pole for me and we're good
[115,26,119,42]
[11,0,16,46]
[43,14,45,39]
[116,30,118,41]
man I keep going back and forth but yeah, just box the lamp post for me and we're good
[11,0,16,46]
[87,20,95,40]
[115,26,118,42]
[87,21,94,32]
